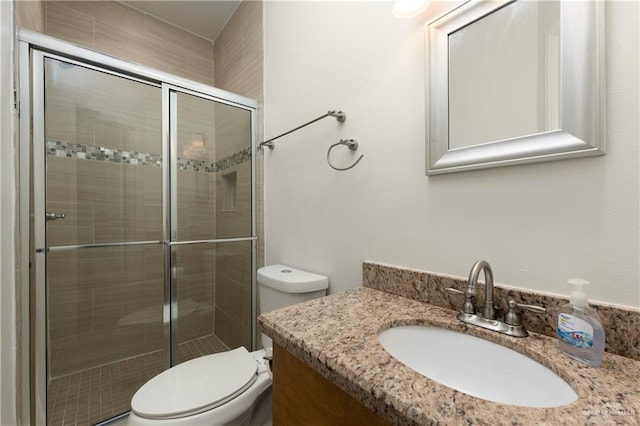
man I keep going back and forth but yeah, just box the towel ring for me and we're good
[327,139,364,171]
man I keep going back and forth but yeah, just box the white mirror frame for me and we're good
[426,0,605,175]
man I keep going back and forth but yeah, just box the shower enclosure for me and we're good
[20,32,257,425]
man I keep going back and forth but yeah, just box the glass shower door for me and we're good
[41,56,165,425]
[30,45,257,426]
[171,91,254,365]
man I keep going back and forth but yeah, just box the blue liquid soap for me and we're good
[557,279,605,367]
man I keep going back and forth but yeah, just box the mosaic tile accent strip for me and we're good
[177,147,253,172]
[46,140,162,167]
[362,261,640,361]
[46,140,252,173]
[177,157,218,173]
[216,147,252,171]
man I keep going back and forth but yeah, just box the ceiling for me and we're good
[120,0,242,42]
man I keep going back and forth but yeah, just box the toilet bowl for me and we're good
[127,348,272,426]
[127,265,329,425]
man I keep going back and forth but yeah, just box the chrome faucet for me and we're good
[446,260,546,338]
[467,260,495,320]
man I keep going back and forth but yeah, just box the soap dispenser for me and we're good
[557,279,605,367]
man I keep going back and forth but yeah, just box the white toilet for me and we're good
[127,264,329,426]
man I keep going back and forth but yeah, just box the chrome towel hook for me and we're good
[327,139,364,171]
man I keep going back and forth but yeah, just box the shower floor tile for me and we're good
[47,334,229,426]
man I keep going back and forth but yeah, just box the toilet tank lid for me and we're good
[258,264,329,293]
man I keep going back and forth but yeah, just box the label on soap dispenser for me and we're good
[558,313,594,348]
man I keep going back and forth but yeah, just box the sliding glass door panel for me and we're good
[43,57,164,425]
[44,57,163,247]
[46,245,165,424]
[174,92,253,242]
[174,241,253,365]
[172,90,254,364]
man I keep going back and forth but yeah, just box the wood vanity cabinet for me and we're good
[272,344,389,425]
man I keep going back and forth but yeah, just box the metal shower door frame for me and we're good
[164,83,259,366]
[19,30,258,426]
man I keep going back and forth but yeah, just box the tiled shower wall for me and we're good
[212,105,253,349]
[17,0,265,373]
[213,0,265,350]
[42,1,216,85]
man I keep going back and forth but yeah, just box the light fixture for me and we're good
[192,133,205,148]
[392,0,430,18]
[183,133,206,158]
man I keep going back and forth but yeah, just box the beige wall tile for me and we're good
[93,2,146,63]
[214,0,264,273]
[45,2,96,49]
[143,167,162,205]
[46,201,95,246]
[44,1,215,86]
[176,92,216,161]
[185,52,215,87]
[45,56,163,155]
[214,101,251,159]
[47,245,165,376]
[144,13,210,59]
[176,169,216,240]
[46,156,163,246]
[46,156,78,200]
[177,310,213,343]
[212,240,252,348]
[138,33,188,78]
[15,0,45,32]
[214,1,263,101]
[216,163,252,239]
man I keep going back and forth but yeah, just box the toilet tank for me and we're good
[257,264,329,349]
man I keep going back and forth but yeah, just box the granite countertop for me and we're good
[258,287,640,425]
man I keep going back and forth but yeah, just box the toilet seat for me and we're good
[131,347,258,420]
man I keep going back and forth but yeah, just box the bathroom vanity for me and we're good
[271,343,388,425]
[259,265,640,425]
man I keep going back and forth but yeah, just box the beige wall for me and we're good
[264,1,639,307]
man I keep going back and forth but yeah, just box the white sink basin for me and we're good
[378,325,578,408]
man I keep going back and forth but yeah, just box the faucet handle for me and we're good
[504,294,546,326]
[515,301,546,314]
[445,287,464,296]
[445,287,475,314]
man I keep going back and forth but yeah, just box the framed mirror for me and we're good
[426,0,605,175]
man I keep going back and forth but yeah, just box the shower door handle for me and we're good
[45,212,66,222]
